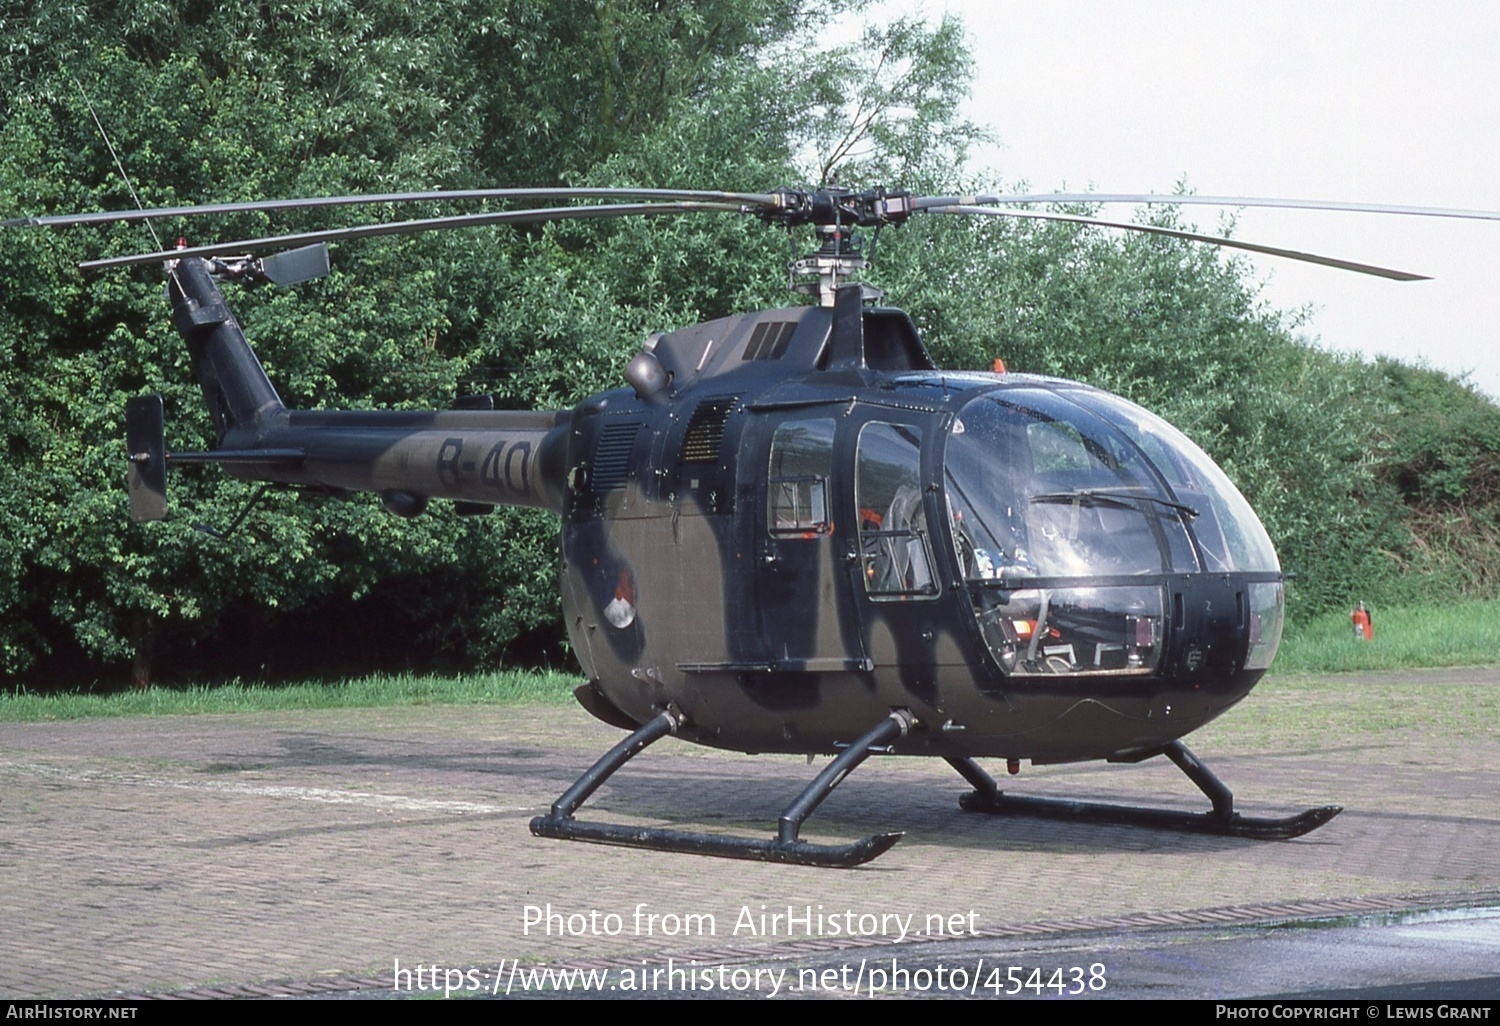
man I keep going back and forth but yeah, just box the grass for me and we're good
[1272,599,1500,674]
[1207,669,1500,749]
[3,599,1496,723]
[0,669,578,722]
[1204,598,1500,750]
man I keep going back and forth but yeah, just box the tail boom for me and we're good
[247,409,569,512]
[152,254,569,516]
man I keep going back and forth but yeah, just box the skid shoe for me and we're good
[948,741,1341,840]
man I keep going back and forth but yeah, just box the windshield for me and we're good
[943,386,1280,677]
[945,388,1201,581]
[1062,389,1280,573]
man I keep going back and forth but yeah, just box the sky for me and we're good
[885,0,1500,399]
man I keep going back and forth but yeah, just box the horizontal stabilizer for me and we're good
[167,449,305,465]
[124,393,305,523]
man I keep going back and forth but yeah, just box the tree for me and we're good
[6,2,1496,686]
[872,198,1500,614]
[0,0,982,684]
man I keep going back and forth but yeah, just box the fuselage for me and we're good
[557,302,1285,764]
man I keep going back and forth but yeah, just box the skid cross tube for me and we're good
[949,740,1341,840]
[779,710,913,845]
[530,709,913,867]
[546,708,682,821]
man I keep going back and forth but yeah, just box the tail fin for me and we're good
[167,256,285,445]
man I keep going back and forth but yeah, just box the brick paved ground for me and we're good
[1,667,1497,998]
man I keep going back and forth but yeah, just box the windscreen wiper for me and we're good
[1030,490,1199,519]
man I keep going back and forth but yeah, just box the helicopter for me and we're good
[12,185,1497,867]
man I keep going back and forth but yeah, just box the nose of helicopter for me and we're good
[942,382,1284,683]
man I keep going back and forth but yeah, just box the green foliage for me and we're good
[1371,359,1500,506]
[2,1,1497,687]
[0,0,977,684]
[0,14,492,677]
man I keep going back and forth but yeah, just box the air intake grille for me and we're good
[591,421,640,492]
[681,397,737,464]
[741,321,796,361]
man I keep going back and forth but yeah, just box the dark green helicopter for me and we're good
[13,186,1496,867]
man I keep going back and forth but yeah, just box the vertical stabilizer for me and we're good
[168,257,285,445]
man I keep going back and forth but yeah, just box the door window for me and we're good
[855,422,936,597]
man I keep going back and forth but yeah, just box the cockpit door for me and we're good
[849,416,951,690]
[753,414,869,671]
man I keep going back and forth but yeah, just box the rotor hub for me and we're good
[763,186,915,230]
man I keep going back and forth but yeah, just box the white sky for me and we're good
[888,0,1500,399]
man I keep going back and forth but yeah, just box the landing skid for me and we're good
[530,709,912,868]
[948,741,1342,840]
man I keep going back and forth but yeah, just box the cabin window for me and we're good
[767,419,834,535]
[856,421,936,597]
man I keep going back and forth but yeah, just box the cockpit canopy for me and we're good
[943,385,1283,677]
[946,386,1279,578]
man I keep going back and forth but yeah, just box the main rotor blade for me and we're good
[79,200,748,271]
[925,205,1430,281]
[5,188,780,229]
[915,193,1500,223]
